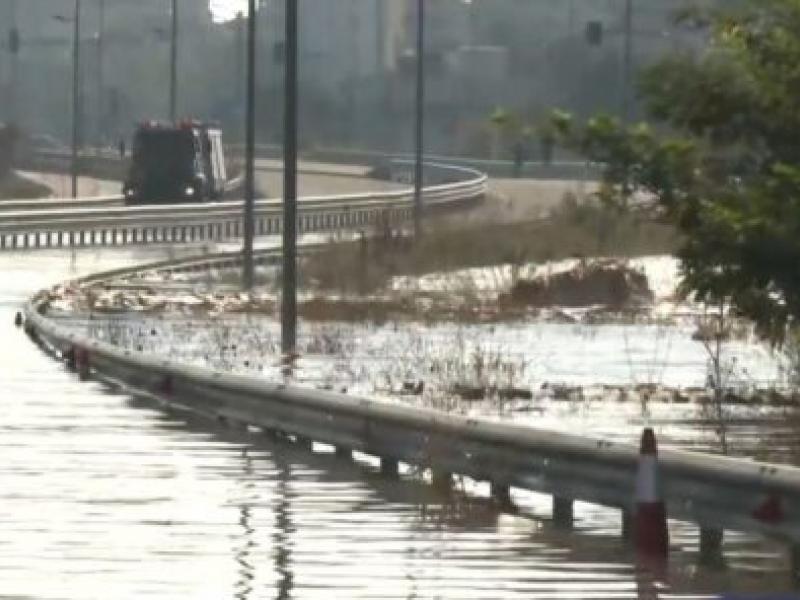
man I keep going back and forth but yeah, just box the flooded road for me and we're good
[1,249,797,598]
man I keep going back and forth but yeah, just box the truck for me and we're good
[123,120,226,204]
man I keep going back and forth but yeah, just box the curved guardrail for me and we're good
[20,246,800,564]
[0,163,485,250]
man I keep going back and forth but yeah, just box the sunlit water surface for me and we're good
[1,249,797,598]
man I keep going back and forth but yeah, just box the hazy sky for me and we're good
[209,0,247,22]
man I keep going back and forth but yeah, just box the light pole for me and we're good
[169,0,178,121]
[413,0,425,239]
[242,1,256,290]
[235,11,245,141]
[6,0,19,125]
[96,0,104,145]
[72,0,81,198]
[622,0,633,123]
[55,1,82,199]
[282,0,298,357]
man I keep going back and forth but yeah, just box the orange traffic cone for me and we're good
[634,428,669,558]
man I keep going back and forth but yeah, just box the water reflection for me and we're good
[273,449,294,600]
[234,448,256,600]
[2,249,798,598]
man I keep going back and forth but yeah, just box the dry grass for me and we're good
[303,194,680,295]
[0,171,52,200]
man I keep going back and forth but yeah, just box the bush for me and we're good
[303,195,679,294]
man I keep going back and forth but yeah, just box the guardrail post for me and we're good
[380,457,399,478]
[553,496,574,528]
[491,482,513,509]
[294,434,312,450]
[431,470,452,492]
[699,527,724,567]
[622,508,633,541]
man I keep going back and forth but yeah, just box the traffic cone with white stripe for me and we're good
[634,428,669,558]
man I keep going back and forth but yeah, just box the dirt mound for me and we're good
[508,259,653,309]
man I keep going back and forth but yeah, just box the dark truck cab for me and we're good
[123,120,226,204]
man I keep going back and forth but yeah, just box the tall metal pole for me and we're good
[235,12,245,141]
[71,0,81,199]
[7,0,18,125]
[622,0,633,123]
[169,0,178,121]
[96,0,104,145]
[282,0,298,357]
[413,0,425,239]
[242,0,256,290]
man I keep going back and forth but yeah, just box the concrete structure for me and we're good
[258,0,406,96]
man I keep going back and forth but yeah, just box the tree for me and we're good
[551,0,800,343]
[488,107,520,160]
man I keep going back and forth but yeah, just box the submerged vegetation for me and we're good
[303,194,679,296]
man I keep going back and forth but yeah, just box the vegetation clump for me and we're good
[508,259,653,309]
[550,0,800,344]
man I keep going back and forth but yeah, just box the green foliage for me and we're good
[551,0,800,343]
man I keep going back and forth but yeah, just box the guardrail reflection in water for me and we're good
[0,162,486,250]
[20,245,800,583]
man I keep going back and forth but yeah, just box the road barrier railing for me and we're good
[0,163,486,250]
[20,245,800,575]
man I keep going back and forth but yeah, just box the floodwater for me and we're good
[1,249,798,598]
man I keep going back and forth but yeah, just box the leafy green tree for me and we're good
[552,0,800,343]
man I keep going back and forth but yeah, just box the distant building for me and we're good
[258,0,406,95]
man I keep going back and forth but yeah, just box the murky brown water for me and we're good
[1,249,797,598]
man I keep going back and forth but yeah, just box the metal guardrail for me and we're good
[229,143,602,181]
[20,247,800,564]
[0,195,123,212]
[0,163,486,250]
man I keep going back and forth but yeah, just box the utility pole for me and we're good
[622,0,633,123]
[71,0,81,199]
[169,0,178,121]
[7,0,19,125]
[96,0,104,145]
[235,12,245,141]
[413,0,425,239]
[282,0,298,357]
[242,1,256,290]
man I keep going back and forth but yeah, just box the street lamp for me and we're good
[242,1,256,290]
[5,0,19,126]
[622,0,632,124]
[585,0,634,123]
[282,0,299,357]
[96,0,104,146]
[54,0,82,199]
[413,0,425,240]
[169,0,178,121]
